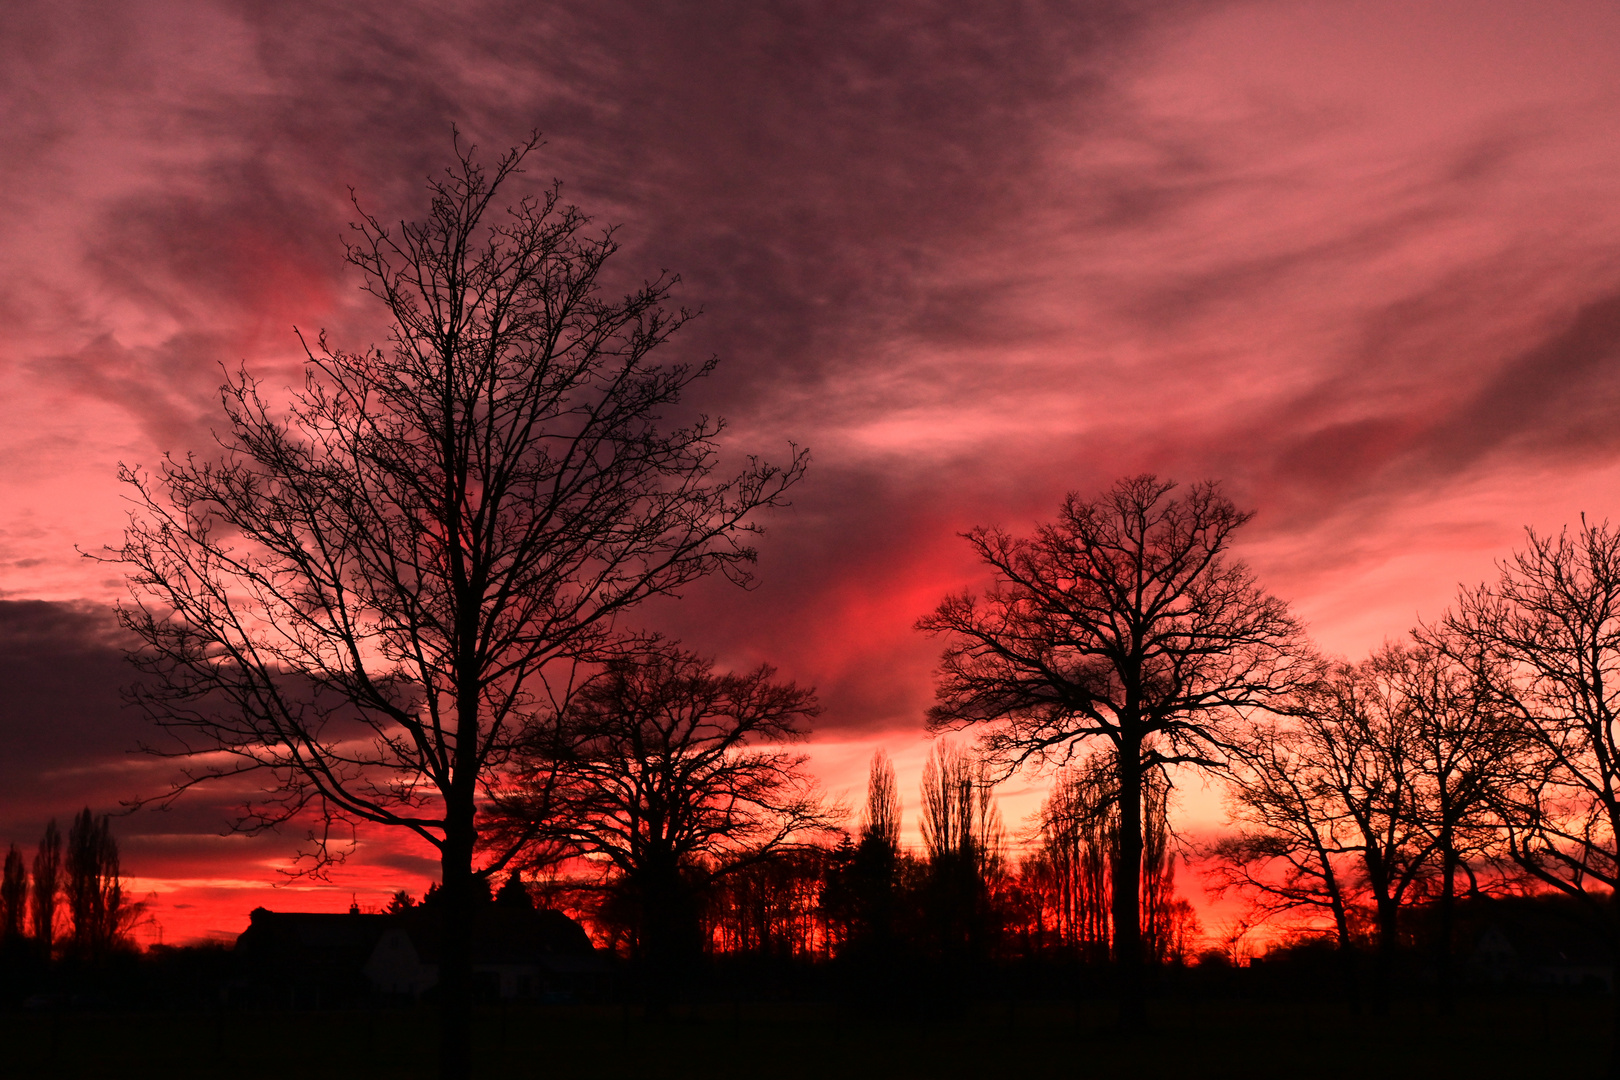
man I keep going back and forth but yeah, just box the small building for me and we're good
[234,904,608,1005]
[1470,918,1614,993]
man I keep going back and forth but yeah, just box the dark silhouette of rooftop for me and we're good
[234,904,605,1003]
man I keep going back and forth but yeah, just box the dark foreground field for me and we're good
[2,996,1606,1080]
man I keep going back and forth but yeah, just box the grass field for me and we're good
[3,996,1606,1079]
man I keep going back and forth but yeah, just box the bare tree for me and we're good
[918,740,1005,960]
[1441,520,1620,1068]
[110,136,805,1077]
[706,846,830,958]
[1033,758,1116,960]
[1297,653,1435,1003]
[918,475,1310,1019]
[1396,632,1523,1008]
[1212,717,1359,955]
[30,820,59,955]
[1216,644,1508,1005]
[825,750,908,962]
[1140,773,1197,965]
[861,749,902,852]
[498,644,837,999]
[920,741,1003,868]
[1031,755,1188,964]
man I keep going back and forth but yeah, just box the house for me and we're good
[1469,910,1614,993]
[234,903,609,1004]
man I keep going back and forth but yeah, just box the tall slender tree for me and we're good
[919,475,1310,1021]
[918,741,1004,960]
[65,809,128,959]
[862,750,902,853]
[30,820,59,955]
[1034,759,1116,959]
[111,136,805,1079]
[0,845,26,944]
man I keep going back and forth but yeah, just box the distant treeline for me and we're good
[481,744,1195,970]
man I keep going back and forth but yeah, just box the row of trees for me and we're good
[0,810,136,960]
[524,742,1199,973]
[96,131,1620,1076]
[1212,522,1620,1017]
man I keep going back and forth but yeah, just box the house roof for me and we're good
[234,905,598,969]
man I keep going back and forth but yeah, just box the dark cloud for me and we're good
[0,600,145,833]
[26,1,1169,425]
[1431,291,1620,467]
[0,601,294,884]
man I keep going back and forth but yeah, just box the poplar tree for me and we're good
[30,820,59,954]
[0,845,27,944]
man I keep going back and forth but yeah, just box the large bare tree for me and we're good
[111,136,805,1078]
[497,644,835,1003]
[918,475,1310,1020]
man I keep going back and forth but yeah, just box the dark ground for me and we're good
[1,996,1605,1080]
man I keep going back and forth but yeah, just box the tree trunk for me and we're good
[439,809,476,1080]
[440,585,480,1080]
[1373,895,1396,1016]
[1329,891,1360,1013]
[1112,738,1144,1030]
[1609,898,1620,1080]
[1436,832,1456,1016]
[639,864,700,1020]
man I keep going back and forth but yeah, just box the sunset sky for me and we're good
[4,0,1620,945]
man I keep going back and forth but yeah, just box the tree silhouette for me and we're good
[918,741,1004,961]
[1216,640,1519,1007]
[1441,520,1620,1069]
[0,845,25,946]
[821,751,909,985]
[494,873,535,911]
[30,820,59,956]
[1032,759,1116,960]
[708,847,829,957]
[918,475,1310,1022]
[65,809,129,960]
[851,750,904,951]
[1279,653,1434,1005]
[110,135,804,1078]
[863,750,902,853]
[1394,632,1522,1010]
[1213,716,1359,963]
[499,644,836,1004]
[1031,755,1189,964]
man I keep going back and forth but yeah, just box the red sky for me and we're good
[4,0,1620,945]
